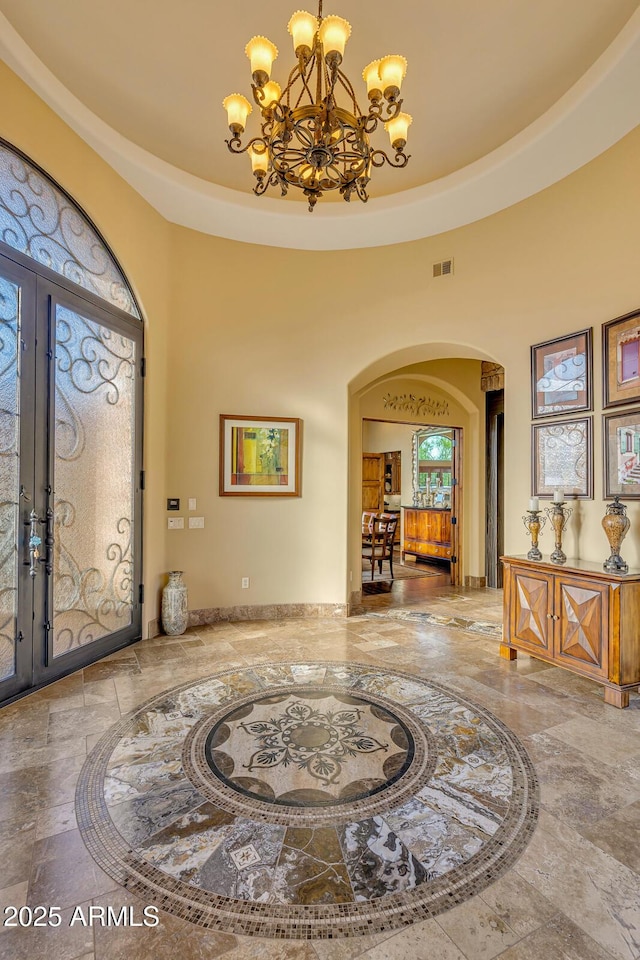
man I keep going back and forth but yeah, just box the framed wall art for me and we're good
[604,409,640,499]
[219,415,302,497]
[603,309,640,408]
[531,328,592,419]
[532,417,592,499]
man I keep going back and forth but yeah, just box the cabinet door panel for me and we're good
[362,453,383,512]
[429,511,451,544]
[511,572,552,654]
[555,578,608,678]
[403,509,419,540]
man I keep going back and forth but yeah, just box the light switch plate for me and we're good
[167,517,184,529]
[188,498,196,511]
[188,516,205,528]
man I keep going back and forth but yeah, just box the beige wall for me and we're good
[3,60,640,622]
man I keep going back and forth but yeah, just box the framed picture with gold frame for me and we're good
[219,415,302,496]
[603,308,640,408]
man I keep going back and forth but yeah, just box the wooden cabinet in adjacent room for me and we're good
[402,507,452,563]
[362,452,383,512]
[501,556,640,708]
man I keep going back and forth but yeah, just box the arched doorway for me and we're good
[0,140,143,704]
[348,345,500,612]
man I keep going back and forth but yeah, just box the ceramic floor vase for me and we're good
[162,570,188,635]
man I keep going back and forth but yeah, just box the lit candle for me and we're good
[553,489,564,503]
[529,498,539,512]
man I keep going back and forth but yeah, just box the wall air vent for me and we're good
[433,258,454,277]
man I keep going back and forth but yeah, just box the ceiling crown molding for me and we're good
[1,10,640,251]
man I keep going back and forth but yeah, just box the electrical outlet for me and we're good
[188,516,205,528]
[188,498,196,511]
[167,517,184,529]
[241,577,250,589]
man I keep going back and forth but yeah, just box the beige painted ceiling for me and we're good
[1,0,639,200]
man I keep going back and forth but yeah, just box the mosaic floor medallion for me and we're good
[76,661,539,939]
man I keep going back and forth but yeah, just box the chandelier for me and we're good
[222,2,412,212]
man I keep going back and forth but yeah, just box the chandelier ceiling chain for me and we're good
[222,2,412,212]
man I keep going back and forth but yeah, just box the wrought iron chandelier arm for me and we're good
[254,170,281,196]
[361,113,380,136]
[252,84,266,108]
[225,135,268,155]
[366,98,403,126]
[355,178,369,203]
[370,148,410,169]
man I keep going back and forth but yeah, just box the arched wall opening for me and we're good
[348,342,501,610]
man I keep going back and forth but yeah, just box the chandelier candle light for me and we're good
[222,1,412,211]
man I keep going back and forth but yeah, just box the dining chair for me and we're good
[362,514,398,580]
[362,510,378,544]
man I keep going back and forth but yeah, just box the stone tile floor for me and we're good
[0,580,639,960]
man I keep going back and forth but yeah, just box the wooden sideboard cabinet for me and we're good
[402,507,452,563]
[501,556,640,708]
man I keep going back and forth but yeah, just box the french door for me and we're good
[0,251,143,704]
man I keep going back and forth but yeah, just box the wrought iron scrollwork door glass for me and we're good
[52,303,137,657]
[0,263,35,696]
[0,274,21,681]
[0,140,140,319]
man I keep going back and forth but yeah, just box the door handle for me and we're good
[25,507,54,578]
[26,509,42,578]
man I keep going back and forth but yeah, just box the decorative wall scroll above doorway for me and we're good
[383,393,450,419]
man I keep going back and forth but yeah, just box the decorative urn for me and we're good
[602,497,630,573]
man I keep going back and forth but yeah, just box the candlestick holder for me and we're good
[522,510,547,561]
[545,501,572,564]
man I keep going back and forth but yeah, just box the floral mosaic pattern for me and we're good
[209,694,400,797]
[240,699,388,785]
